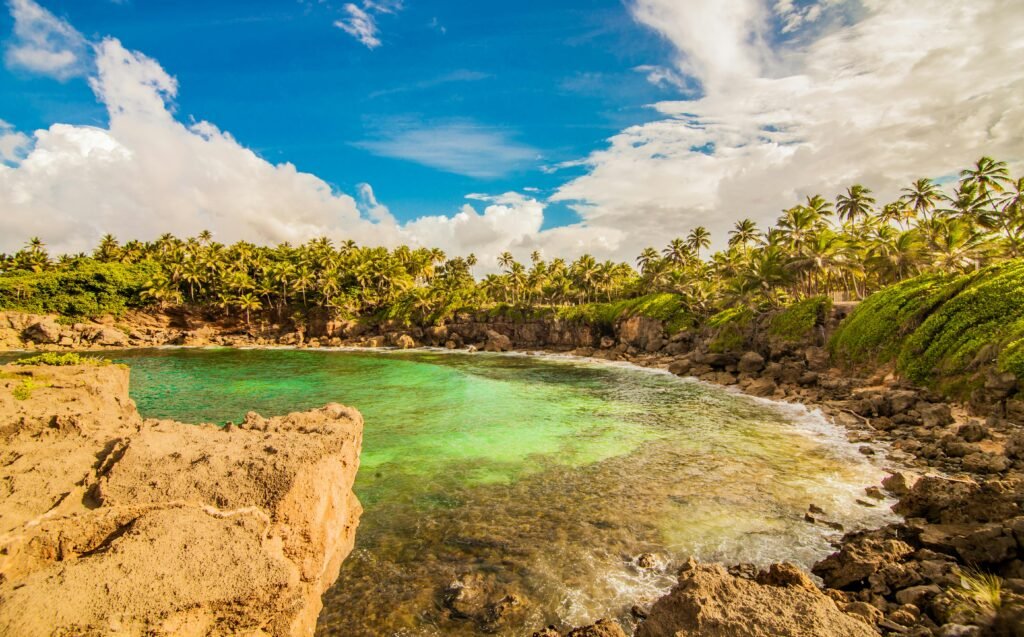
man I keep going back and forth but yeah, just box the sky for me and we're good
[1,0,1022,271]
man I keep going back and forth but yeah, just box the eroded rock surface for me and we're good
[0,364,362,637]
[633,561,876,637]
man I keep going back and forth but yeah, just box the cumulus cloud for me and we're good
[4,0,88,79]
[551,0,1024,257]
[0,5,548,270]
[0,119,30,163]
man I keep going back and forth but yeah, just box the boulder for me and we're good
[746,377,778,397]
[23,318,61,344]
[635,562,875,637]
[483,330,513,352]
[812,529,914,589]
[668,359,692,376]
[94,326,129,347]
[737,351,766,374]
[395,334,416,349]
[894,476,1022,524]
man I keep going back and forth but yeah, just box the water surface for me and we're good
[44,349,897,635]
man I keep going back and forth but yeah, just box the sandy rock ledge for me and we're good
[0,363,363,637]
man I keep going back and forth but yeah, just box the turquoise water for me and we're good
[40,349,896,635]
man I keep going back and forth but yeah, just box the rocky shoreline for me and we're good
[2,307,1024,635]
[0,363,364,636]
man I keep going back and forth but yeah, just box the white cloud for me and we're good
[634,64,688,91]
[0,119,30,163]
[357,122,538,179]
[334,0,402,49]
[4,0,88,79]
[550,0,1024,258]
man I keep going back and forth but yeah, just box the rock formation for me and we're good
[0,363,363,637]
[634,561,877,637]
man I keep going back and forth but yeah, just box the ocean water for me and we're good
[46,348,896,635]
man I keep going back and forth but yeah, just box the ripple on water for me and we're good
[45,348,898,637]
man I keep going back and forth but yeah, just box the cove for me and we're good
[106,348,896,636]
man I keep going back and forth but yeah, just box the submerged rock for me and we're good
[0,364,363,637]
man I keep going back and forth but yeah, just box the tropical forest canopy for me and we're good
[2,157,1023,327]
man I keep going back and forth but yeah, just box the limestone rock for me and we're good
[737,351,765,374]
[635,562,875,637]
[0,364,363,637]
[483,329,512,352]
[23,318,62,344]
[812,529,914,589]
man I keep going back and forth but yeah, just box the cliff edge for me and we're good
[0,363,363,637]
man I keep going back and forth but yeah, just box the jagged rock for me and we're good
[93,326,130,346]
[958,421,989,443]
[920,403,955,427]
[880,475,921,499]
[737,351,765,374]
[1005,432,1024,460]
[746,377,778,397]
[668,358,692,376]
[894,476,1023,524]
[483,330,512,352]
[962,451,1011,474]
[804,347,830,371]
[395,334,416,349]
[0,364,363,637]
[634,562,875,637]
[812,529,914,589]
[23,318,62,344]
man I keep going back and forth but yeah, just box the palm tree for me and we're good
[901,178,943,223]
[960,156,1010,207]
[836,184,876,223]
[235,293,262,327]
[498,251,515,271]
[728,219,760,252]
[686,227,711,260]
[662,238,692,266]
[636,248,659,274]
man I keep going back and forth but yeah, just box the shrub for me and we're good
[707,306,754,353]
[0,260,159,318]
[13,352,111,367]
[829,259,1024,398]
[768,296,832,342]
[11,378,47,400]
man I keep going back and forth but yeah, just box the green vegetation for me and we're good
[768,296,832,342]
[830,260,1024,395]
[12,352,111,367]
[707,307,754,353]
[1,157,1022,340]
[950,567,1003,618]
[0,260,157,318]
[11,377,47,400]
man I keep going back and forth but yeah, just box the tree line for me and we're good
[2,157,1022,326]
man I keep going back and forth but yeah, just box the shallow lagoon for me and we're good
[101,348,895,636]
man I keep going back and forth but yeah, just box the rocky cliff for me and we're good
[0,363,363,637]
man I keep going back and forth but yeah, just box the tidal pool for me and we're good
[98,348,894,635]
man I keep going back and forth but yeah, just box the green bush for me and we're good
[11,378,47,400]
[12,352,111,367]
[829,259,1024,397]
[707,306,754,353]
[768,296,832,343]
[553,293,696,335]
[0,261,159,318]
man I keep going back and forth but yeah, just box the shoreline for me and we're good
[3,312,1023,635]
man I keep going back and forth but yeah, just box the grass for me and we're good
[951,567,1002,615]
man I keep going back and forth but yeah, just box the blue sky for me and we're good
[0,0,681,229]
[1,0,1021,266]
